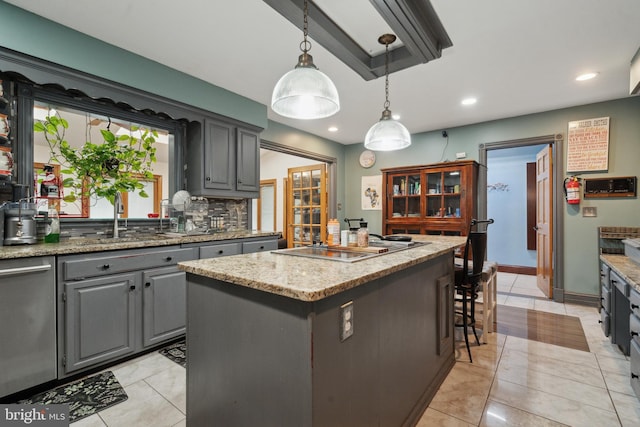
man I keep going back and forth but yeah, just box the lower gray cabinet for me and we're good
[64,273,137,373]
[142,266,186,347]
[58,245,196,377]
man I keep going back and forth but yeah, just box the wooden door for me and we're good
[287,164,327,248]
[536,145,553,298]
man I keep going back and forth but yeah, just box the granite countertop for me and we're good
[178,235,465,302]
[601,254,640,293]
[0,230,280,260]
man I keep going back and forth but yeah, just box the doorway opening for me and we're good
[479,134,565,302]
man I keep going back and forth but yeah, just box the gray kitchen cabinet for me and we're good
[63,273,137,373]
[142,266,187,347]
[57,245,196,377]
[600,261,611,337]
[630,287,640,398]
[610,269,631,356]
[242,238,278,254]
[186,117,261,198]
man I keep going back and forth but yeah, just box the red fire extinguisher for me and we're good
[563,176,581,204]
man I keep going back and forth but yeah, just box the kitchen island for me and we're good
[178,235,465,427]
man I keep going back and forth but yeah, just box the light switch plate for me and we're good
[582,206,597,217]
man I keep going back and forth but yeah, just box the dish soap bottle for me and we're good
[44,208,60,243]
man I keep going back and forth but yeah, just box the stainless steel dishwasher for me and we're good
[0,256,57,398]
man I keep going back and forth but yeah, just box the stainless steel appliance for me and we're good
[3,201,37,245]
[0,256,57,398]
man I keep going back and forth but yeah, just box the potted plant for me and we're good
[34,113,158,236]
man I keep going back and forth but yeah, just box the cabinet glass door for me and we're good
[390,173,421,218]
[425,169,462,217]
[288,164,327,247]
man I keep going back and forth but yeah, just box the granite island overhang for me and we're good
[178,235,465,427]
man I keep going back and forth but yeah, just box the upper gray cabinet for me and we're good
[187,117,261,198]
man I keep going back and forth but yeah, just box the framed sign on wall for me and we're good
[566,116,610,172]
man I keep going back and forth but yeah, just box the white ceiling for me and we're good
[6,0,640,145]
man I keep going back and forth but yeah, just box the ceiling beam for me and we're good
[262,0,452,81]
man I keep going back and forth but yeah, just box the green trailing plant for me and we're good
[34,113,157,206]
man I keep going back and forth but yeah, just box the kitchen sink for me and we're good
[272,241,428,263]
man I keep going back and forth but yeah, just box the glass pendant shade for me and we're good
[364,109,411,151]
[272,54,340,120]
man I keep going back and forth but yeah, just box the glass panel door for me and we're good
[287,164,327,247]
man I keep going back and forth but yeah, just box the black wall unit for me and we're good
[584,176,637,198]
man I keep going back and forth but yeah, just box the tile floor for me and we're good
[72,273,640,426]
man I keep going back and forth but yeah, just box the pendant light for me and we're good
[271,0,340,120]
[364,34,411,151]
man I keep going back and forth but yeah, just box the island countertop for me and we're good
[178,235,465,302]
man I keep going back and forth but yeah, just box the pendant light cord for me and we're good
[384,40,390,111]
[300,0,311,54]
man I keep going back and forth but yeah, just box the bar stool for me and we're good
[455,218,494,363]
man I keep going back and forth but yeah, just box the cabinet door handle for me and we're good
[632,373,639,380]
[103,264,110,270]
[206,177,211,181]
[145,282,151,288]
[129,285,136,291]
[632,304,639,309]
[611,280,617,285]
[259,246,264,250]
[598,320,602,324]
[218,250,224,254]
[165,256,172,261]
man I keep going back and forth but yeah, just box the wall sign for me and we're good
[566,116,609,172]
[361,175,382,210]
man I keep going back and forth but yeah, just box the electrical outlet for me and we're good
[339,301,354,341]
[582,206,597,217]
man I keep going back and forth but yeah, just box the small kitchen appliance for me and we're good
[3,200,38,245]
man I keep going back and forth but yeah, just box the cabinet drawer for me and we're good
[63,247,195,280]
[199,242,241,259]
[610,270,629,297]
[631,339,640,398]
[601,286,611,313]
[242,239,277,254]
[601,309,610,337]
[600,262,610,287]
[631,287,640,318]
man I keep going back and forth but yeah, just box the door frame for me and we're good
[478,134,565,303]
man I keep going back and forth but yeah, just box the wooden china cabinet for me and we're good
[381,160,478,236]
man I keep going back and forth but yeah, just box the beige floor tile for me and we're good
[512,274,538,287]
[504,336,599,369]
[98,380,184,427]
[597,353,631,376]
[109,352,177,387]
[533,299,568,315]
[503,295,535,309]
[416,408,474,426]
[496,293,508,304]
[490,379,621,427]
[480,400,570,427]
[429,362,494,425]
[564,303,599,318]
[499,348,606,389]
[455,339,504,372]
[144,363,186,414]
[171,419,186,427]
[609,390,640,427]
[495,361,614,412]
[510,285,547,299]
[71,414,107,426]
[602,369,637,396]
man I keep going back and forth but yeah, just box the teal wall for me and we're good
[0,1,267,129]
[345,96,640,296]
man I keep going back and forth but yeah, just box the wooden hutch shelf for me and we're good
[381,160,478,236]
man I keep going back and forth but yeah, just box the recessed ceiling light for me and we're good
[576,72,598,81]
[328,126,338,132]
[461,97,477,106]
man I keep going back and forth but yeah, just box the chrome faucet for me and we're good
[113,193,124,238]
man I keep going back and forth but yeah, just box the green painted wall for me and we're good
[0,1,267,128]
[344,96,640,296]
